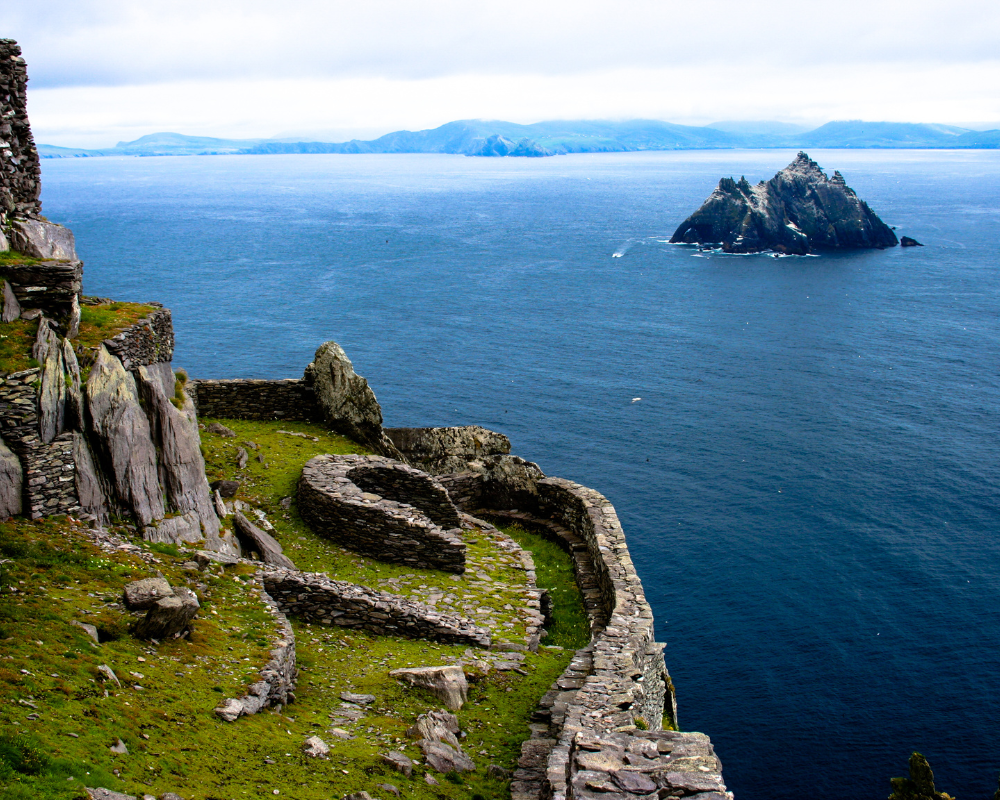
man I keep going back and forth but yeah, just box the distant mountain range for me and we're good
[38,119,1000,159]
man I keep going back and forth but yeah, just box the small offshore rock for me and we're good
[900,235,924,246]
[302,735,330,759]
[380,751,414,778]
[210,479,240,498]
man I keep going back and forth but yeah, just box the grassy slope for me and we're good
[0,301,156,376]
[0,415,590,800]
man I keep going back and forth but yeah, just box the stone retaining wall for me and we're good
[186,378,323,422]
[0,261,82,318]
[102,307,174,370]
[298,454,466,573]
[0,369,81,518]
[260,568,492,647]
[440,466,728,800]
[217,573,298,721]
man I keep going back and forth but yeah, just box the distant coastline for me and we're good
[39,118,1000,159]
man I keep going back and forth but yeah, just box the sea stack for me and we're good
[670,152,898,254]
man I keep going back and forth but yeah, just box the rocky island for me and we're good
[670,152,898,254]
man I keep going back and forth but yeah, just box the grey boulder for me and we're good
[302,735,330,758]
[10,218,78,261]
[390,665,468,710]
[380,751,414,778]
[304,341,402,458]
[123,577,173,610]
[85,789,136,800]
[132,585,200,640]
[420,739,475,773]
[407,709,461,749]
[233,510,295,569]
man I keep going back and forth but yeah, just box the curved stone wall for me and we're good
[298,454,466,573]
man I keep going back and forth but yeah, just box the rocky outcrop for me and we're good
[131,585,200,640]
[37,327,66,444]
[303,341,402,458]
[136,364,226,549]
[386,425,511,474]
[9,218,78,261]
[0,259,83,318]
[408,710,475,773]
[0,433,22,518]
[298,454,466,572]
[84,346,165,526]
[901,236,923,247]
[670,151,898,254]
[72,432,108,522]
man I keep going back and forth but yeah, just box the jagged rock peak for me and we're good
[671,151,898,255]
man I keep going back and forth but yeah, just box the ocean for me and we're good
[40,149,1000,799]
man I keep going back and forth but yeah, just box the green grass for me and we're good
[491,521,590,651]
[0,317,40,376]
[0,419,592,799]
[76,303,158,353]
[0,251,41,267]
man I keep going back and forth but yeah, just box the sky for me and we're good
[8,0,1000,148]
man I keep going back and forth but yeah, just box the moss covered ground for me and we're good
[0,301,157,377]
[0,415,590,799]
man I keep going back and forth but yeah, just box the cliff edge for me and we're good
[670,151,898,254]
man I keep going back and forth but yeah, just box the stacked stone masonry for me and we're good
[0,260,82,318]
[102,307,175,370]
[186,378,323,422]
[442,467,728,800]
[0,39,42,218]
[260,568,492,648]
[216,568,298,721]
[298,454,466,573]
[0,369,81,517]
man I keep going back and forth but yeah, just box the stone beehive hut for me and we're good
[0,39,42,222]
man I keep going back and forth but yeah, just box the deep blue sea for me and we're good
[40,150,1000,800]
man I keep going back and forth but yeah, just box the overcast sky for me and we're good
[9,0,1000,147]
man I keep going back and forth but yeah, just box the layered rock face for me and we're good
[670,151,898,254]
[303,342,403,458]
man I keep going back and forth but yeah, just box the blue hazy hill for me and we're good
[39,119,1000,157]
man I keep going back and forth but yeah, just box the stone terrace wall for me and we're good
[186,378,323,422]
[260,568,491,648]
[216,573,298,721]
[0,369,80,518]
[0,260,82,318]
[298,454,466,573]
[0,39,42,218]
[102,307,174,370]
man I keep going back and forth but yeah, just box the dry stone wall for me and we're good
[186,378,323,422]
[298,454,466,573]
[0,39,42,219]
[260,567,492,647]
[0,260,82,318]
[102,306,174,370]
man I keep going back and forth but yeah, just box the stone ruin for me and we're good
[297,453,466,573]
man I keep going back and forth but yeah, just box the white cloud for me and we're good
[11,0,1000,143]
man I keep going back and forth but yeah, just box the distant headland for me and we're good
[39,118,1000,159]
